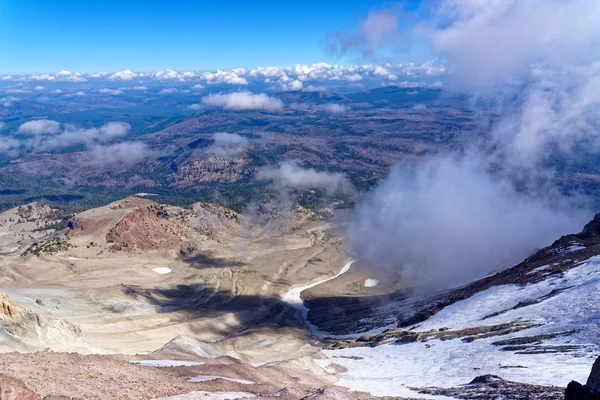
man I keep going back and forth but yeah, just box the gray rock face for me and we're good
[587,356,600,391]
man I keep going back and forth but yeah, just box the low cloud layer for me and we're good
[4,120,132,155]
[90,141,153,165]
[326,9,400,58]
[205,132,249,158]
[202,91,284,112]
[290,102,349,114]
[17,119,61,135]
[99,88,124,95]
[1,62,445,88]
[256,161,354,196]
[348,155,589,289]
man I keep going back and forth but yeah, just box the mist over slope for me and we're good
[345,0,600,288]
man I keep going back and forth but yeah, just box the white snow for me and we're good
[364,279,379,287]
[135,192,159,197]
[526,264,550,275]
[130,360,203,367]
[322,256,600,397]
[152,267,172,274]
[188,376,255,384]
[153,392,255,400]
[553,244,586,254]
[283,260,353,323]
[67,257,82,260]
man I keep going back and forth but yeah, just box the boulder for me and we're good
[565,356,600,400]
[587,356,600,391]
[0,373,41,400]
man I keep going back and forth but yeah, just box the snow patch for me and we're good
[282,260,353,335]
[283,260,353,317]
[364,279,379,287]
[135,193,159,197]
[526,264,550,275]
[130,360,203,367]
[153,392,256,400]
[188,376,255,384]
[323,256,600,397]
[153,267,172,274]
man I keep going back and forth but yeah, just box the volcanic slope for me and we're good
[0,196,349,360]
[312,214,600,398]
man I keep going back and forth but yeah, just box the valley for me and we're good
[1,194,599,399]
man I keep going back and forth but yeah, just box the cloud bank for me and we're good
[205,132,249,158]
[202,91,284,112]
[256,161,354,196]
[10,120,132,153]
[344,0,600,289]
[348,155,589,289]
[90,141,153,165]
[17,119,61,135]
[291,103,349,114]
[1,62,445,87]
[326,9,400,58]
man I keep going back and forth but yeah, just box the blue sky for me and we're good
[0,0,423,74]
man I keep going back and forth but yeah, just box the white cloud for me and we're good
[205,132,249,158]
[133,86,147,90]
[90,141,152,165]
[0,122,6,130]
[278,79,303,91]
[345,73,363,81]
[98,121,130,138]
[290,102,349,114]
[88,72,108,78]
[18,119,61,135]
[349,155,589,290]
[0,136,21,156]
[99,88,124,95]
[191,83,204,90]
[153,69,185,81]
[431,0,600,87]
[10,62,446,88]
[256,160,354,195]
[304,85,328,92]
[326,9,400,57]
[341,0,600,290]
[34,85,44,91]
[16,120,130,151]
[109,70,138,81]
[64,75,87,82]
[201,70,248,85]
[29,74,55,81]
[5,89,31,94]
[202,91,284,112]
[318,103,348,114]
[159,88,178,94]
[0,96,20,107]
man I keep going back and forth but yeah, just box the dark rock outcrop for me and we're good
[0,373,40,400]
[0,373,80,400]
[565,356,600,400]
[587,356,600,391]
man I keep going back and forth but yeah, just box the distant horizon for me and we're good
[0,60,443,79]
[0,0,426,75]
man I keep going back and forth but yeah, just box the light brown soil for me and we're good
[0,351,401,400]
